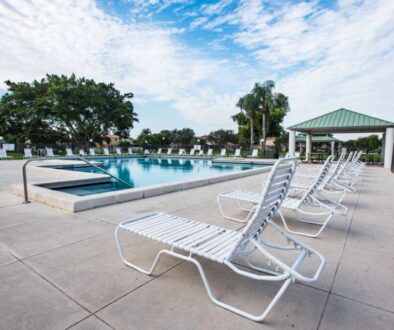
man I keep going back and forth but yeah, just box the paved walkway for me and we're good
[0,160,393,329]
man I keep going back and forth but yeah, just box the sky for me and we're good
[0,0,393,140]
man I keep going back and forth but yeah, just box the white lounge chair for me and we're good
[198,149,204,156]
[207,149,213,156]
[0,149,12,160]
[166,148,172,155]
[89,148,96,156]
[189,149,195,156]
[144,149,150,155]
[217,156,340,237]
[251,149,258,158]
[23,148,34,159]
[115,157,325,322]
[79,149,86,157]
[220,148,226,157]
[234,148,241,157]
[157,148,162,155]
[116,147,123,156]
[103,148,110,156]
[128,147,133,155]
[66,148,74,157]
[178,148,185,156]
[46,147,56,157]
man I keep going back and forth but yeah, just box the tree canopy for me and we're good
[345,134,382,152]
[136,128,195,145]
[208,129,238,146]
[0,74,138,146]
[232,81,289,149]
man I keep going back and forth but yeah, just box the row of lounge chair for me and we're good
[115,150,366,322]
[21,147,260,158]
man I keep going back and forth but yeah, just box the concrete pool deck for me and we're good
[0,159,393,329]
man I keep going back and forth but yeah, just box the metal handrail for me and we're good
[22,156,133,204]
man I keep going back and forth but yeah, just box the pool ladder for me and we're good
[22,156,132,204]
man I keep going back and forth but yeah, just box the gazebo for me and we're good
[287,108,394,169]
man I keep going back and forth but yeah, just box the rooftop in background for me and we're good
[295,134,342,143]
[288,108,394,133]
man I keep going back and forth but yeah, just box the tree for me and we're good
[173,128,195,145]
[232,81,289,150]
[208,129,238,146]
[0,74,138,147]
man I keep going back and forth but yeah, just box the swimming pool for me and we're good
[53,157,267,196]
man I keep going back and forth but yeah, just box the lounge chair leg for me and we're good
[276,210,332,238]
[217,195,255,223]
[115,227,169,275]
[182,253,292,322]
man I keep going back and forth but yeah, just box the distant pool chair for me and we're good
[103,147,111,156]
[116,147,123,156]
[157,148,162,155]
[144,149,150,155]
[166,148,172,155]
[218,156,340,238]
[66,148,74,157]
[198,149,204,156]
[234,148,241,157]
[23,148,34,159]
[128,147,133,155]
[115,157,325,322]
[0,149,13,160]
[45,147,56,157]
[251,149,258,158]
[189,149,195,156]
[79,149,87,157]
[178,148,185,156]
[207,148,213,156]
[89,148,96,156]
[220,148,226,157]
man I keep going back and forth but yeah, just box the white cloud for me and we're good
[189,0,394,131]
[0,0,246,132]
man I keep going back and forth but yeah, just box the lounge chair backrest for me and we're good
[116,147,122,155]
[24,149,32,157]
[207,149,213,156]
[79,149,85,156]
[128,147,133,155]
[336,152,353,177]
[178,148,185,155]
[157,148,162,154]
[300,155,333,203]
[0,149,7,157]
[235,149,240,157]
[199,150,204,156]
[190,149,195,155]
[144,149,149,155]
[252,149,258,157]
[46,148,54,157]
[167,148,172,155]
[220,148,226,156]
[89,148,95,155]
[230,158,297,254]
[104,148,110,156]
[66,148,73,156]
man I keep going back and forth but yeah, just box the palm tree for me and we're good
[252,81,275,154]
[234,95,256,149]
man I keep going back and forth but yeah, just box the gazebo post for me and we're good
[306,133,312,162]
[289,130,296,157]
[384,127,394,169]
[331,141,335,157]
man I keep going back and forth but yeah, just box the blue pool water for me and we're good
[54,157,267,196]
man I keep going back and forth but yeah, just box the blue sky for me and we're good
[0,0,393,139]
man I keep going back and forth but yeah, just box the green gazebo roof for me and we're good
[288,108,394,133]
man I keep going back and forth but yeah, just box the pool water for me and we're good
[55,157,266,196]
